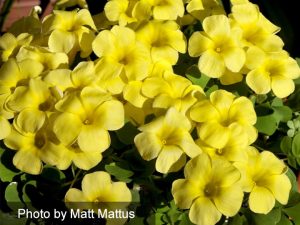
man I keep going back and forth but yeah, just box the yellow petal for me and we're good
[156,145,184,173]
[249,186,275,214]
[15,108,45,133]
[48,30,76,53]
[220,70,243,85]
[187,0,204,12]
[284,58,300,79]
[172,179,201,209]
[246,69,271,94]
[53,112,82,145]
[203,15,230,38]
[65,188,87,202]
[189,197,222,225]
[199,50,225,78]
[229,96,256,124]
[13,150,42,175]
[213,185,243,216]
[260,151,286,175]
[188,31,213,57]
[223,48,245,72]
[43,69,73,91]
[271,75,295,98]
[245,46,266,70]
[123,81,147,108]
[151,46,178,65]
[190,100,219,122]
[109,182,132,202]
[82,171,112,200]
[134,132,162,160]
[0,116,11,140]
[92,30,116,57]
[94,100,124,130]
[210,90,235,117]
[184,153,212,182]
[73,151,103,170]
[165,107,191,130]
[198,122,229,149]
[78,126,110,152]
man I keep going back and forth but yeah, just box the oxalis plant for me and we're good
[0,0,300,225]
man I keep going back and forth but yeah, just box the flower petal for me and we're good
[189,197,222,225]
[78,126,110,152]
[271,75,295,98]
[134,132,162,160]
[246,69,271,94]
[172,179,201,209]
[199,50,225,78]
[188,32,213,57]
[213,185,243,216]
[249,186,275,214]
[156,145,183,173]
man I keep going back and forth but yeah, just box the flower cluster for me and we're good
[0,0,297,224]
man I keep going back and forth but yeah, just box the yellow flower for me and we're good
[53,87,124,152]
[133,0,184,21]
[172,153,243,225]
[65,171,131,224]
[234,147,291,214]
[188,15,245,78]
[0,59,44,108]
[93,26,151,93]
[196,123,248,163]
[142,71,204,114]
[0,115,11,140]
[136,20,186,65]
[104,0,138,26]
[0,33,32,64]
[245,47,300,98]
[134,108,201,173]
[190,90,257,148]
[4,126,60,175]
[186,0,225,21]
[49,138,103,171]
[230,2,283,52]
[43,9,96,58]
[16,46,68,70]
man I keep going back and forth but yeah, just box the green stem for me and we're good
[69,169,83,188]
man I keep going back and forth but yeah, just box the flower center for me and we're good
[216,148,223,155]
[204,183,219,198]
[34,134,46,149]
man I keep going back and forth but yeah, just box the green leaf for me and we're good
[105,162,134,183]
[255,115,278,135]
[228,214,245,225]
[292,133,300,157]
[0,211,28,225]
[286,169,298,194]
[178,212,194,225]
[276,214,292,225]
[41,166,66,184]
[244,208,281,225]
[116,122,139,145]
[147,212,164,225]
[272,106,293,122]
[5,182,20,202]
[283,202,300,224]
[0,147,19,182]
[206,85,219,96]
[280,136,292,154]
[186,65,210,89]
